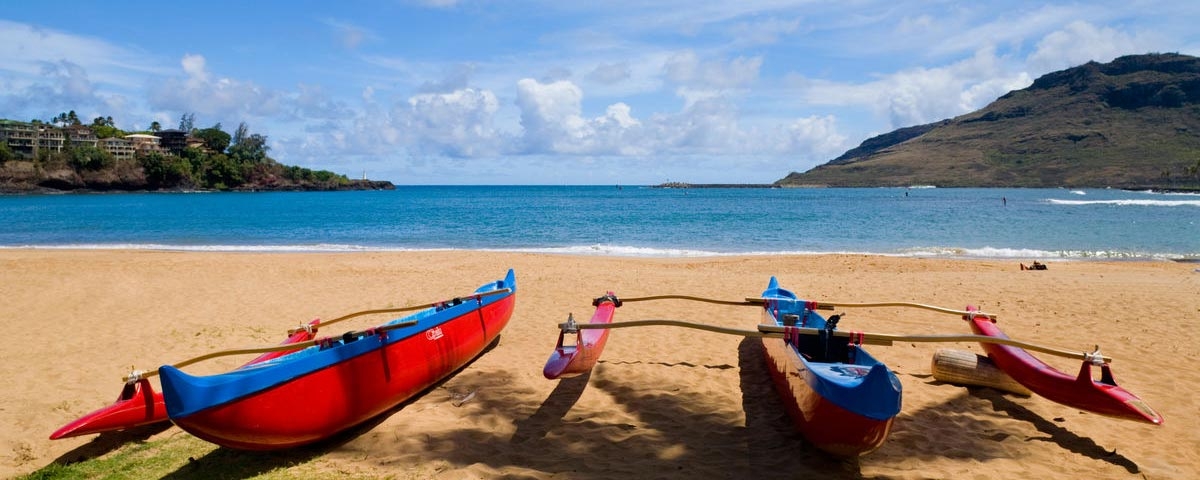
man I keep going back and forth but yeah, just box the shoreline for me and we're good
[3,249,1197,478]
[1,244,1194,262]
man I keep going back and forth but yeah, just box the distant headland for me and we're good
[777,53,1200,190]
[0,113,394,193]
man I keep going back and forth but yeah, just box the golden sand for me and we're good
[2,250,1197,478]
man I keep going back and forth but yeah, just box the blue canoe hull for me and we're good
[760,277,902,457]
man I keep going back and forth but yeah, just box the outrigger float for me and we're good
[52,270,517,450]
[543,277,1162,457]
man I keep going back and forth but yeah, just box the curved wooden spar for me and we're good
[124,288,510,383]
[564,319,1112,363]
[287,288,513,334]
[127,319,424,382]
[799,301,999,320]
[619,293,997,320]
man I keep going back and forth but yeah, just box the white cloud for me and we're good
[663,51,762,89]
[798,47,1032,129]
[293,83,354,120]
[587,62,631,85]
[728,16,801,46]
[515,79,589,153]
[417,64,476,93]
[180,54,209,83]
[148,54,283,120]
[896,14,934,35]
[776,115,848,157]
[397,88,504,157]
[0,19,168,86]
[0,20,164,123]
[1027,21,1156,73]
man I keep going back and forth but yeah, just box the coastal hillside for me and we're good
[777,53,1200,188]
[0,117,393,192]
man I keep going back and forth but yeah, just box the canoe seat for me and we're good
[792,330,852,363]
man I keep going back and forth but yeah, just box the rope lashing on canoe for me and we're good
[286,288,512,334]
[613,294,996,319]
[558,319,1113,363]
[124,319,419,382]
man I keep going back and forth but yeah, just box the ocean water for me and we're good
[1,186,1197,260]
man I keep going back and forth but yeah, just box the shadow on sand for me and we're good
[971,386,1140,473]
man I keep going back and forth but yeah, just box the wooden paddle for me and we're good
[560,319,1111,364]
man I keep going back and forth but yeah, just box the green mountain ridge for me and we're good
[777,53,1200,189]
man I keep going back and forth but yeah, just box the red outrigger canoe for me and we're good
[964,306,1163,424]
[158,271,516,450]
[49,319,321,440]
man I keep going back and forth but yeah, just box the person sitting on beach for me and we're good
[1020,261,1047,271]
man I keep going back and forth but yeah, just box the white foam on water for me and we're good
[3,243,1193,261]
[1047,198,1200,207]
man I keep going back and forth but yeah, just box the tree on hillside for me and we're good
[179,113,195,132]
[228,122,268,163]
[89,116,123,138]
[0,143,13,165]
[232,122,249,146]
[149,121,162,132]
[194,124,231,153]
[52,111,81,127]
[140,151,194,189]
[68,146,114,171]
[229,133,269,163]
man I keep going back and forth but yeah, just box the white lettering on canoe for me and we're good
[426,327,444,341]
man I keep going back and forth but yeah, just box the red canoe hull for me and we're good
[761,335,895,457]
[543,295,616,379]
[49,321,321,440]
[170,295,515,450]
[965,309,1162,425]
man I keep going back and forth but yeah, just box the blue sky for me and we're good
[2,1,1197,185]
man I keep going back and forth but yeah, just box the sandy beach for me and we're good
[1,250,1197,479]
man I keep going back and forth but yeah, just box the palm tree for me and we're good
[150,121,161,132]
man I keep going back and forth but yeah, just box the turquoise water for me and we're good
[1,186,1197,260]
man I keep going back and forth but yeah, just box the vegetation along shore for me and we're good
[0,113,393,193]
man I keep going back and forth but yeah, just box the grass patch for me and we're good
[17,434,394,480]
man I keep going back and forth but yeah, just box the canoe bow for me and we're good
[49,319,322,440]
[543,293,619,379]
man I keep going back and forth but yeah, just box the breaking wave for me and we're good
[1047,198,1200,207]
[4,243,1192,261]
